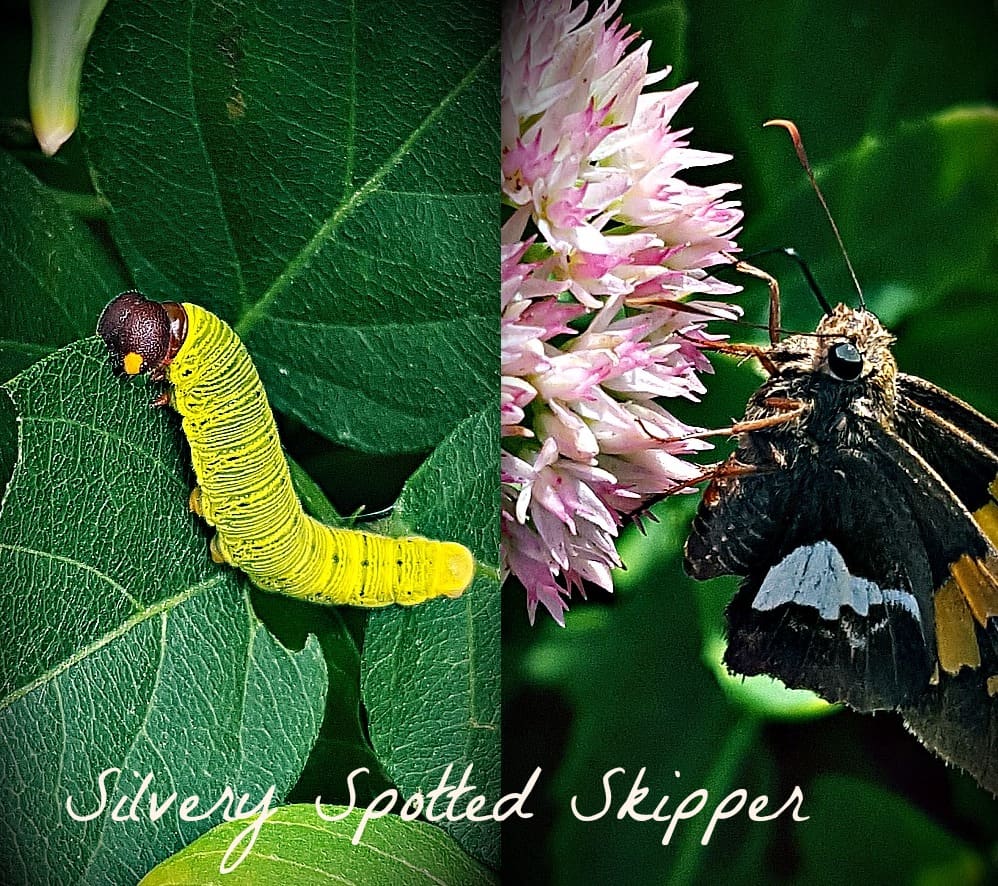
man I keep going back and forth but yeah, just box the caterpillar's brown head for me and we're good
[98,291,187,379]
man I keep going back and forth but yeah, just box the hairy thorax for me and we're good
[743,305,900,461]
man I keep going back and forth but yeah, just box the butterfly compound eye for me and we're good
[97,291,171,376]
[827,341,864,381]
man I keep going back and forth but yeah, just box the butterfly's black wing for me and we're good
[894,373,998,792]
[686,383,998,792]
[895,374,998,513]
[688,433,949,710]
[897,373,998,458]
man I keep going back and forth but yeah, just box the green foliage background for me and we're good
[504,1,998,884]
[0,1,498,884]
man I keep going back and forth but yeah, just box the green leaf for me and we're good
[797,775,986,885]
[285,453,343,527]
[80,0,499,454]
[517,500,760,885]
[138,805,498,886]
[249,588,393,810]
[683,0,998,203]
[893,288,998,420]
[0,339,326,886]
[750,108,998,330]
[613,0,688,80]
[0,149,127,383]
[362,409,500,867]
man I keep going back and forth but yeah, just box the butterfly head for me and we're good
[767,303,898,430]
[98,291,187,380]
[774,304,895,384]
[812,304,896,384]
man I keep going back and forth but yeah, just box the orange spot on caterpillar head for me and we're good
[97,292,187,377]
[123,352,144,375]
[435,542,475,598]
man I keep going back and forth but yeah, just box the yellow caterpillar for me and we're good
[97,291,474,606]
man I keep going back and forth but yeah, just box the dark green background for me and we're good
[504,1,998,884]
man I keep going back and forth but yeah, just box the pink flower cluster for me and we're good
[501,0,743,623]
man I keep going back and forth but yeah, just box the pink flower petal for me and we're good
[501,0,742,622]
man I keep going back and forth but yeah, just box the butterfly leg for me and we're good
[632,460,768,527]
[695,339,779,375]
[649,399,806,444]
[721,250,782,346]
[680,459,764,493]
[730,402,807,434]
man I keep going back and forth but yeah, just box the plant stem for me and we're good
[666,714,761,886]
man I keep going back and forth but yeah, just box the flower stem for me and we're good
[665,714,761,886]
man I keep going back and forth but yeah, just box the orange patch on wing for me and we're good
[934,579,981,675]
[972,500,998,548]
[988,676,998,698]
[949,553,998,626]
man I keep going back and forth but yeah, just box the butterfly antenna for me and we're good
[764,119,866,309]
[743,247,832,315]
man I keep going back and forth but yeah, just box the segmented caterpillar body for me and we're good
[98,293,474,607]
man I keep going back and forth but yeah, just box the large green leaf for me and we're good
[749,109,998,331]
[683,0,997,208]
[240,473,392,806]
[252,589,394,810]
[362,409,500,867]
[0,339,327,886]
[512,500,766,886]
[80,0,498,454]
[139,805,498,886]
[796,776,985,885]
[0,148,126,383]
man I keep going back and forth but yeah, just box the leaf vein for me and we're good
[0,574,226,710]
[0,542,142,611]
[182,3,248,311]
[20,415,187,492]
[233,40,499,338]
